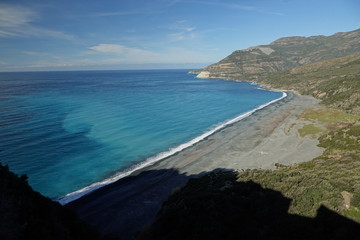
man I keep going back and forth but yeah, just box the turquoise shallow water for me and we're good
[0,70,282,199]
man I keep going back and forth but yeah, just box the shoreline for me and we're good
[67,89,325,239]
[143,91,324,174]
[58,89,287,205]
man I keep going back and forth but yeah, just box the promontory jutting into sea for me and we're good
[0,69,282,200]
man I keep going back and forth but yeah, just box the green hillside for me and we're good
[142,33,360,239]
[257,54,360,115]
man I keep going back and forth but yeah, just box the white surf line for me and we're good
[58,91,287,205]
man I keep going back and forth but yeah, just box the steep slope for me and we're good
[0,163,100,240]
[257,54,360,115]
[192,28,360,80]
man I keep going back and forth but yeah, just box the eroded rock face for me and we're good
[196,71,210,78]
[341,191,354,210]
[193,29,360,81]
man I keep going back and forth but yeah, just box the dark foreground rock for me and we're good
[137,171,360,240]
[0,163,101,240]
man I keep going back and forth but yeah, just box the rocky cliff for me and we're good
[191,28,360,81]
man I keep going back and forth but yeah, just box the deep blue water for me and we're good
[0,70,282,199]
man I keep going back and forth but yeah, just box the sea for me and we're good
[0,69,284,203]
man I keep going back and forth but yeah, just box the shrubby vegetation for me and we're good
[240,55,360,221]
[138,169,360,240]
[239,121,360,220]
[140,52,360,239]
[257,54,360,115]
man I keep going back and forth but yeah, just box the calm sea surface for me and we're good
[0,70,282,199]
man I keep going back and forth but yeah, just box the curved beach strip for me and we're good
[58,91,287,205]
[67,92,325,239]
[151,92,324,174]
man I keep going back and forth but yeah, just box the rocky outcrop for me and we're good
[192,28,360,81]
[195,71,210,78]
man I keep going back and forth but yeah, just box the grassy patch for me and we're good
[298,124,323,137]
[298,108,358,123]
[297,108,358,138]
[344,207,360,219]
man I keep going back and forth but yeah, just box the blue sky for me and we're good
[0,0,359,71]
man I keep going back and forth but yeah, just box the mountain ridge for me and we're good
[192,28,360,81]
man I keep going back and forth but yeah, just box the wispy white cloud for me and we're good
[2,62,79,71]
[259,10,285,16]
[89,44,158,61]
[157,0,184,7]
[0,43,215,71]
[162,20,196,31]
[93,0,186,18]
[92,11,140,17]
[161,20,199,42]
[22,51,62,59]
[188,1,284,15]
[167,31,198,41]
[89,43,213,63]
[189,1,255,11]
[0,3,75,40]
